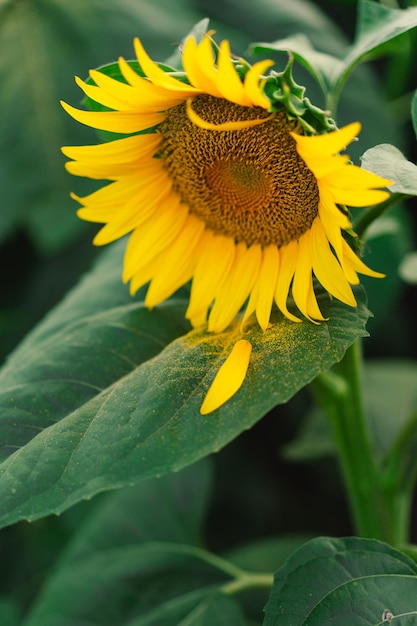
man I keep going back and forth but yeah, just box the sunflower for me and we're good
[61,34,391,412]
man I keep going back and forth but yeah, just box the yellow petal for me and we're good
[300,154,350,178]
[208,243,262,332]
[321,165,392,191]
[118,57,189,109]
[186,233,236,326]
[243,59,273,109]
[76,204,124,223]
[92,173,172,245]
[185,99,274,131]
[128,252,165,296]
[122,198,188,281]
[72,176,146,209]
[293,230,326,323]
[292,231,313,321]
[74,75,130,111]
[326,187,390,207]
[145,215,205,307]
[292,122,361,157]
[65,154,162,180]
[274,241,301,323]
[182,36,222,97]
[306,279,326,322]
[75,174,165,224]
[216,40,252,106]
[242,245,279,330]
[200,339,252,414]
[341,239,385,279]
[317,187,351,261]
[88,68,183,111]
[134,37,200,95]
[89,69,141,107]
[61,100,165,133]
[310,219,356,306]
[62,134,161,165]
[194,36,224,97]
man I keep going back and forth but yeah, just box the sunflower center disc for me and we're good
[159,94,319,247]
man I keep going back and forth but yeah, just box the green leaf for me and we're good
[337,0,417,95]
[361,144,417,195]
[251,34,341,97]
[0,236,370,528]
[350,0,416,62]
[264,536,417,625]
[251,2,417,106]
[21,461,247,626]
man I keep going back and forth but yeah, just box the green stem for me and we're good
[353,193,409,238]
[312,341,395,542]
[221,573,274,596]
[387,493,411,547]
[146,542,246,579]
[145,542,274,595]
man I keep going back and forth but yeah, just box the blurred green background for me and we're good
[1,0,416,622]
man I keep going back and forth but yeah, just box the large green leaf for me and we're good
[361,145,417,196]
[0,0,201,252]
[264,536,417,625]
[252,33,341,98]
[21,460,247,626]
[0,237,370,528]
[252,1,417,107]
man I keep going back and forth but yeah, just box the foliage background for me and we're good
[0,0,416,623]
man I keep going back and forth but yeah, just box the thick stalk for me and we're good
[312,340,397,542]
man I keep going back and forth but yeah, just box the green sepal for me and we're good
[263,54,336,134]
